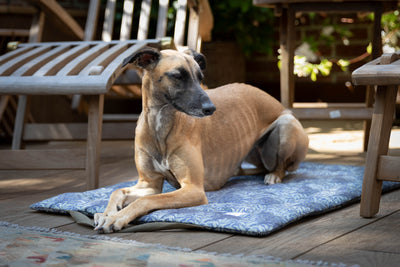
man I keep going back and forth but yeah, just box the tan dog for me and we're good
[94,48,309,233]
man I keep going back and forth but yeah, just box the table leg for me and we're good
[279,7,295,108]
[360,85,398,218]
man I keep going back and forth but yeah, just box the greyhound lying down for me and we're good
[94,48,309,233]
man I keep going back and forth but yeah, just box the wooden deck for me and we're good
[1,120,400,266]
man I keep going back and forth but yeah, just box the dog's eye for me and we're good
[170,72,182,80]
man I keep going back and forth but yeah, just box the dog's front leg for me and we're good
[95,182,207,233]
[94,177,163,231]
[94,147,208,233]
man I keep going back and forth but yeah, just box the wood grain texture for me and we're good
[0,149,86,170]
[292,107,372,120]
[23,122,136,141]
[86,95,104,190]
[25,0,84,40]
[378,156,400,182]
[0,137,400,266]
[360,85,398,217]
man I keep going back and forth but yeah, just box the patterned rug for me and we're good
[30,162,400,237]
[0,221,325,266]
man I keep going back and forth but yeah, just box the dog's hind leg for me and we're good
[257,112,308,185]
[256,121,286,185]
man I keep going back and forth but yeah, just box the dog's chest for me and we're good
[151,157,180,189]
[152,157,169,173]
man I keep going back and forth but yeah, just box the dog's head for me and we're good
[122,47,216,118]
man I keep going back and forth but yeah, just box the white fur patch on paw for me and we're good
[264,174,282,185]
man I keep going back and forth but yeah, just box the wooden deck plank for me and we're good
[196,189,400,259]
[0,149,86,170]
[295,210,400,266]
[57,223,233,251]
[0,198,76,228]
[297,246,400,266]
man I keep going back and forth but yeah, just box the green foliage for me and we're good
[210,0,275,56]
[292,56,332,82]
[290,9,400,81]
[381,10,400,51]
[210,1,399,80]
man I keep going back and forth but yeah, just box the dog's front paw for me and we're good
[264,173,282,185]
[94,213,106,229]
[93,213,126,234]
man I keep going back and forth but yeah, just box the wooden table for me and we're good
[352,51,400,218]
[253,0,398,150]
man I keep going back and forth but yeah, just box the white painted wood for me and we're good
[102,0,116,42]
[120,0,135,41]
[187,6,199,50]
[33,44,91,76]
[0,46,34,65]
[156,0,169,38]
[84,0,100,41]
[56,43,110,76]
[137,0,152,40]
[11,45,70,77]
[174,0,187,46]
[79,43,129,76]
[0,46,51,75]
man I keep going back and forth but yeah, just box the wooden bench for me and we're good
[352,51,400,218]
[0,0,212,190]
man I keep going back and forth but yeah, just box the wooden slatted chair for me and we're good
[352,51,400,218]
[0,0,213,190]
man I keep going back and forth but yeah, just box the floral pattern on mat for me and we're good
[30,162,400,236]
[1,222,314,267]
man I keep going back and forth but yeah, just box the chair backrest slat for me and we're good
[120,0,135,41]
[83,0,204,50]
[84,0,100,41]
[156,0,169,39]
[137,0,152,40]
[174,0,187,47]
[102,0,117,42]
[187,7,200,50]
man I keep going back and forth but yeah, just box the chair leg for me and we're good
[362,4,383,152]
[360,85,398,218]
[86,94,104,190]
[362,85,374,151]
[11,95,29,150]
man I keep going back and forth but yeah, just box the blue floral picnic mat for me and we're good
[30,162,400,236]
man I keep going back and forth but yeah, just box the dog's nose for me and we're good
[201,102,216,116]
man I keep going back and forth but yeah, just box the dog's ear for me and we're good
[184,49,206,71]
[122,48,161,70]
